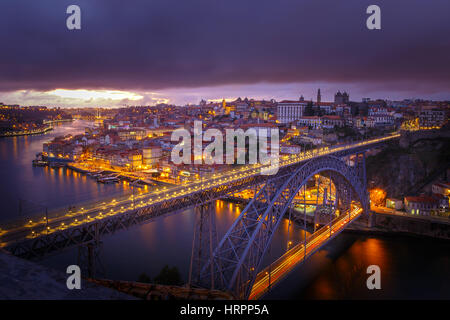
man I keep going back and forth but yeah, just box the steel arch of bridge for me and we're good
[198,155,369,299]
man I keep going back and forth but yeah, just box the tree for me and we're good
[316,107,324,117]
[304,101,314,116]
[153,265,183,286]
[137,272,151,283]
[369,188,387,206]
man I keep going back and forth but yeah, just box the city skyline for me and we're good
[1,82,450,109]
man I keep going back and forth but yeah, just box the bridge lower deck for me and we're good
[249,207,363,300]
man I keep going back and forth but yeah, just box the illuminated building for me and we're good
[277,99,308,124]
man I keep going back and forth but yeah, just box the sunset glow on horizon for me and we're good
[48,89,144,101]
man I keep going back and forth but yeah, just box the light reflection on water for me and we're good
[0,120,132,222]
[265,234,450,299]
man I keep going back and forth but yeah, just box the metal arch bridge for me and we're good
[0,134,398,264]
[192,155,368,299]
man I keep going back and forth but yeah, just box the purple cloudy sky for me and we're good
[0,0,449,107]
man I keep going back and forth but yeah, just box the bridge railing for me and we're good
[0,188,137,238]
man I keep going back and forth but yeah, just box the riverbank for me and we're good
[0,125,53,138]
[65,163,157,187]
[31,152,156,188]
[43,119,73,125]
[65,161,180,188]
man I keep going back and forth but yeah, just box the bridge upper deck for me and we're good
[0,133,399,257]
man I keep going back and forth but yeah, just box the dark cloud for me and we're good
[0,0,449,94]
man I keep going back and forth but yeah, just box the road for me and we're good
[371,205,450,225]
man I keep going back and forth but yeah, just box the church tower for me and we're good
[317,88,321,104]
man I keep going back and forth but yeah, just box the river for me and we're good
[1,120,449,299]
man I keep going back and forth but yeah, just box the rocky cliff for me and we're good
[366,129,450,198]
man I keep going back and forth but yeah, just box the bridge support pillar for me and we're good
[355,152,369,214]
[331,172,352,215]
[77,240,103,279]
[368,211,375,228]
[189,201,218,289]
[77,223,103,279]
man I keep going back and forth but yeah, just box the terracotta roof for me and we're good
[299,116,320,120]
[404,196,437,203]
[240,123,278,128]
[322,115,343,120]
[278,100,309,104]
[433,182,450,188]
